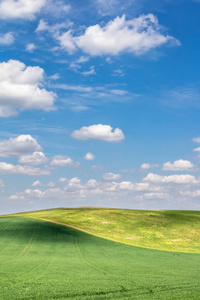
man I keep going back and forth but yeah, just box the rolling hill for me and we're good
[10,207,200,253]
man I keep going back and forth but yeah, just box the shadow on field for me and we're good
[0,216,88,244]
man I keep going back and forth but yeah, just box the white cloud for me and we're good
[64,177,83,193]
[45,14,179,57]
[113,69,125,77]
[162,87,200,109]
[0,179,5,188]
[36,19,49,32]
[84,152,95,161]
[90,164,105,172]
[162,159,195,171]
[85,179,98,189]
[105,181,150,192]
[25,43,37,52]
[0,135,42,157]
[102,172,121,180]
[50,83,132,112]
[24,189,45,198]
[51,83,92,93]
[71,124,125,142]
[74,14,180,56]
[140,163,151,170]
[69,56,90,73]
[117,181,149,191]
[96,0,119,15]
[193,137,200,143]
[0,162,49,176]
[36,19,71,34]
[49,73,60,80]
[43,1,70,17]
[18,151,48,166]
[0,60,56,117]
[143,173,162,183]
[50,155,74,167]
[59,177,68,182]
[76,56,90,63]
[47,181,55,187]
[143,173,198,184]
[0,0,46,20]
[0,32,14,45]
[180,190,200,198]
[110,89,128,96]
[32,180,42,187]
[68,177,81,184]
[82,66,96,76]
[56,30,77,54]
[143,192,168,199]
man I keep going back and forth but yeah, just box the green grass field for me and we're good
[1,208,200,299]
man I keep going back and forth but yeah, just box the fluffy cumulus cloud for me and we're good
[162,159,195,171]
[32,180,42,187]
[84,152,95,161]
[59,177,68,182]
[71,124,125,142]
[18,151,48,166]
[50,155,78,167]
[0,135,42,157]
[102,172,121,180]
[0,60,56,117]
[0,0,46,20]
[143,173,198,184]
[0,32,14,45]
[0,162,49,176]
[56,14,180,56]
[140,163,151,170]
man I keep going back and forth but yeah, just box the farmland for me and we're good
[0,208,200,299]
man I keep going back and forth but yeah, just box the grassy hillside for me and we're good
[11,207,200,253]
[1,216,200,299]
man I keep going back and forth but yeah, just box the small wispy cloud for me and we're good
[82,66,96,76]
[0,32,14,45]
[25,43,37,53]
[50,82,136,111]
[162,86,200,109]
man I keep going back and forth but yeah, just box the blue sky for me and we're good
[1,0,200,214]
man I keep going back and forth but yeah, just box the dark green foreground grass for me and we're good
[0,216,200,299]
